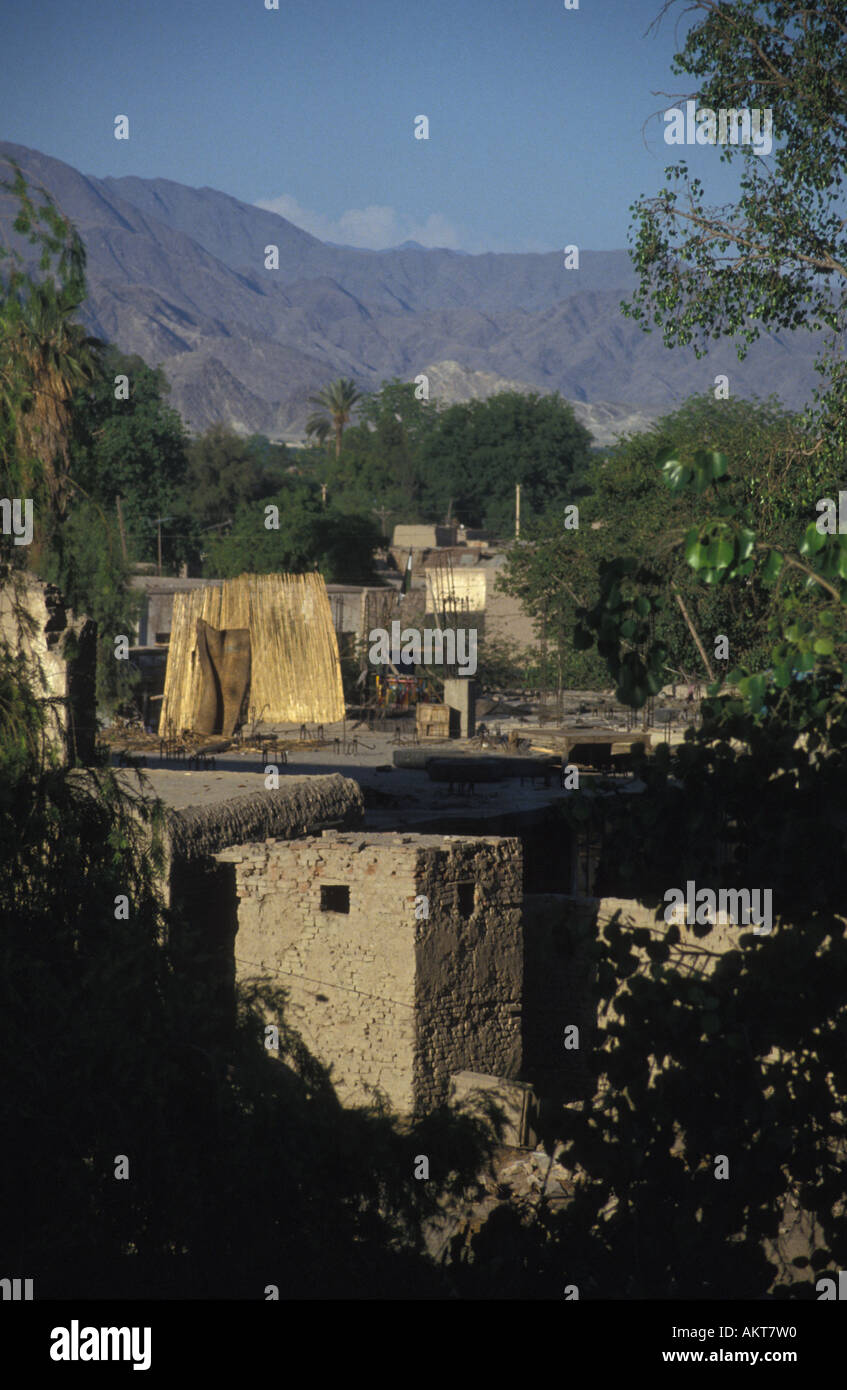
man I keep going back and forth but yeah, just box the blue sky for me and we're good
[1,0,757,252]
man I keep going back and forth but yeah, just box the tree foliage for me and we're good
[502,394,803,693]
[307,376,363,458]
[0,159,101,546]
[417,390,593,532]
[307,378,439,526]
[626,0,847,362]
[543,435,847,1296]
[528,4,847,1288]
[306,383,593,536]
[0,166,139,707]
[207,481,381,584]
[0,646,501,1297]
[71,347,189,565]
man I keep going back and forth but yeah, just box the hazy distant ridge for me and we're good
[0,142,823,442]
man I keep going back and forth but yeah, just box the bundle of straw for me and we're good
[160,573,344,733]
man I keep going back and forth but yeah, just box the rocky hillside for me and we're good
[421,360,659,445]
[0,141,825,444]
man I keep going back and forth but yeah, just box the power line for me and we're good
[234,955,415,1010]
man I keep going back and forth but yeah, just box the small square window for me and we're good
[457,882,475,919]
[320,884,350,913]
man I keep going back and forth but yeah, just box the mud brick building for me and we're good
[214,830,523,1114]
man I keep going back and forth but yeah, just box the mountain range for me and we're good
[0,141,826,445]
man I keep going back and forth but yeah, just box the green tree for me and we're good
[71,347,189,566]
[547,441,847,1296]
[206,481,323,576]
[1,284,101,526]
[165,424,290,572]
[0,163,139,709]
[323,379,438,523]
[538,10,847,1287]
[183,423,268,526]
[502,394,802,693]
[43,500,140,710]
[0,161,101,548]
[307,377,363,459]
[304,412,331,448]
[418,391,593,532]
[311,510,382,584]
[206,481,380,584]
[625,0,846,372]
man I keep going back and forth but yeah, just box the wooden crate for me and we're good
[417,703,450,738]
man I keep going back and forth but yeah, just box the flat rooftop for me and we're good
[110,726,565,828]
[216,829,510,859]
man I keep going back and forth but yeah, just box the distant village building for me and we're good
[131,576,220,646]
[131,575,392,647]
[392,524,459,550]
[389,524,537,652]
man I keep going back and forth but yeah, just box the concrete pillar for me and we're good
[443,677,477,739]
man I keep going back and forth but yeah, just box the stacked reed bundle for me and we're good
[160,573,344,734]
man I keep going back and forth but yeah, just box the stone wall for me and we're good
[214,830,523,1116]
[218,831,419,1111]
[413,836,523,1112]
[522,894,597,1100]
[522,893,762,1099]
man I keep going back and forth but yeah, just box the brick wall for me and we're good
[413,836,523,1112]
[216,830,523,1116]
[218,832,418,1111]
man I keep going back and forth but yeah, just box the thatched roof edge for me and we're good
[166,774,364,863]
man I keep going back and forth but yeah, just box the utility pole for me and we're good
[150,516,174,576]
[515,483,521,540]
[115,496,128,564]
[372,503,391,539]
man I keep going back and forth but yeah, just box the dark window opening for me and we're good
[320,884,350,913]
[155,631,171,645]
[457,882,475,919]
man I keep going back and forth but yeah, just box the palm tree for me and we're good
[0,163,102,526]
[0,279,101,522]
[304,412,332,449]
[307,378,362,459]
